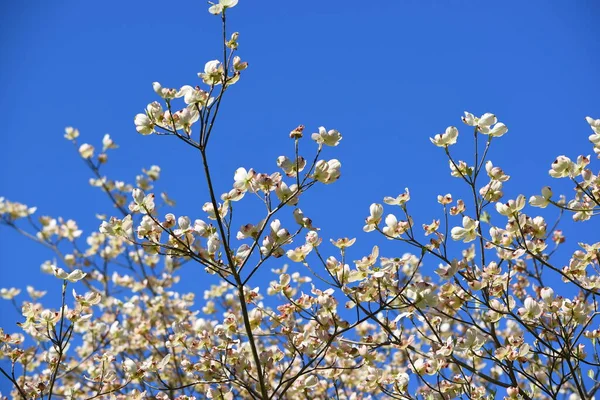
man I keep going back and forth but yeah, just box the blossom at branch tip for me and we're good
[260,219,290,257]
[354,246,378,269]
[208,0,238,15]
[137,215,159,240]
[202,202,228,220]
[449,160,472,178]
[194,219,213,238]
[198,60,224,85]
[382,214,411,238]
[479,180,503,202]
[173,216,193,236]
[134,102,163,135]
[495,195,526,217]
[430,126,458,147]
[485,161,509,182]
[383,188,410,206]
[549,156,574,178]
[0,288,21,300]
[169,105,200,135]
[462,111,508,137]
[207,234,221,255]
[221,187,245,202]
[53,267,87,283]
[64,126,79,140]
[277,156,306,177]
[437,193,452,205]
[232,56,248,72]
[179,85,212,107]
[134,116,153,135]
[72,289,102,307]
[330,237,356,249]
[313,159,341,184]
[311,126,342,147]
[435,260,460,280]
[450,216,479,242]
[422,219,440,236]
[529,186,553,208]
[100,215,133,238]
[305,230,321,247]
[540,287,554,304]
[293,208,318,230]
[286,244,312,262]
[102,134,118,152]
[78,143,94,159]
[129,189,155,214]
[587,116,600,158]
[518,297,543,322]
[152,82,184,100]
[363,203,383,232]
[275,181,299,205]
[587,116,600,135]
[233,167,255,193]
[59,219,82,241]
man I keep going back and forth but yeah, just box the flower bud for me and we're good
[289,124,305,139]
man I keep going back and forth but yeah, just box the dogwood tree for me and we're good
[2,1,600,399]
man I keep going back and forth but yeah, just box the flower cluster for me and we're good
[2,2,600,399]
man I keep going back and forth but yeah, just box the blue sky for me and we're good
[1,0,599,394]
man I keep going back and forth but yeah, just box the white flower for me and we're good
[461,112,477,126]
[286,244,312,262]
[129,189,155,214]
[487,122,508,137]
[64,127,79,140]
[0,288,21,300]
[485,161,510,182]
[208,0,238,14]
[518,297,543,321]
[152,82,183,100]
[53,268,87,283]
[179,85,211,107]
[311,126,342,147]
[275,182,299,205]
[540,287,554,304]
[363,203,383,232]
[232,56,248,71]
[430,126,458,147]
[233,168,255,192]
[477,113,497,131]
[462,112,507,136]
[134,114,154,135]
[382,214,400,237]
[384,188,410,206]
[207,234,221,255]
[293,209,317,230]
[450,216,478,242]
[102,134,118,151]
[78,144,94,159]
[529,186,553,208]
[171,106,200,134]
[313,159,341,184]
[277,156,306,177]
[549,156,573,178]
[198,60,223,85]
[495,195,526,217]
[587,116,600,135]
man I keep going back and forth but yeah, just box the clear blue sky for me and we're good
[1,0,599,393]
